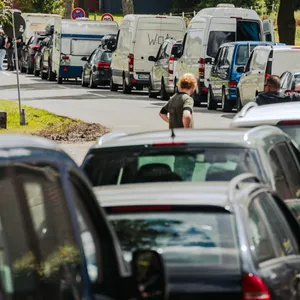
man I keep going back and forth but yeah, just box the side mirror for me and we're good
[237,66,245,73]
[81,57,87,61]
[131,250,167,300]
[148,56,157,62]
[205,57,213,64]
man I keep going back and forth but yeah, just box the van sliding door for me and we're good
[236,20,261,41]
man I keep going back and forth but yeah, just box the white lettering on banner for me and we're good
[148,33,170,45]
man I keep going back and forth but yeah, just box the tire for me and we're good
[160,80,170,100]
[110,77,118,91]
[148,79,158,99]
[26,59,33,74]
[81,72,88,87]
[89,73,97,88]
[20,59,26,73]
[237,89,243,112]
[122,76,131,94]
[57,75,62,84]
[221,88,233,112]
[207,86,217,110]
[48,64,56,81]
[34,65,40,77]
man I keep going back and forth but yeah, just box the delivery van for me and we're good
[51,19,118,84]
[110,14,186,94]
[175,3,274,105]
[22,13,62,42]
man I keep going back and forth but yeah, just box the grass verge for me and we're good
[0,100,110,142]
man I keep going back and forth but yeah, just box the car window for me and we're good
[88,50,96,62]
[207,31,235,58]
[101,51,112,61]
[248,199,277,263]
[280,72,289,89]
[236,45,256,65]
[222,46,234,67]
[185,30,204,58]
[286,199,300,224]
[245,50,254,72]
[292,73,300,90]
[106,207,240,271]
[251,49,269,71]
[83,148,261,186]
[161,44,169,59]
[156,44,164,60]
[281,72,293,90]
[258,193,297,256]
[214,47,223,67]
[278,127,300,148]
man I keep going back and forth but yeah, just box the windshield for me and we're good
[207,31,235,58]
[278,125,300,146]
[107,210,240,270]
[236,45,256,65]
[83,148,260,186]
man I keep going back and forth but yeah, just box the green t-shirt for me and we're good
[160,92,194,129]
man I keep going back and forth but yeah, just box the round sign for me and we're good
[101,13,114,22]
[72,7,86,20]
[3,13,26,38]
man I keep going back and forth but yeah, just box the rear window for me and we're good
[236,45,256,65]
[107,209,240,269]
[207,31,235,58]
[83,148,260,186]
[278,125,300,146]
[101,51,112,61]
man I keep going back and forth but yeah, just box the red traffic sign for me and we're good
[101,13,114,21]
[72,7,86,20]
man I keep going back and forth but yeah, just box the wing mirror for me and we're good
[148,56,157,62]
[237,66,245,73]
[81,57,88,61]
[205,57,213,64]
[131,250,167,300]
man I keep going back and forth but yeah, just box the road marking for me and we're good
[2,71,11,76]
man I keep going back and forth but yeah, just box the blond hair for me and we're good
[177,73,197,91]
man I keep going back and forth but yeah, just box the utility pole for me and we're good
[122,0,134,15]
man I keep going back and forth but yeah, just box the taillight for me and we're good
[62,55,69,60]
[243,274,271,300]
[97,61,110,69]
[31,45,40,50]
[168,55,174,75]
[31,57,35,63]
[229,80,237,88]
[265,73,270,81]
[128,53,134,72]
[285,90,294,93]
[278,120,300,125]
[153,142,186,147]
[199,58,205,79]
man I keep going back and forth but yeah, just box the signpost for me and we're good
[71,7,86,20]
[101,13,114,22]
[3,12,26,125]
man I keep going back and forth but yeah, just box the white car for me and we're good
[280,70,300,93]
[231,101,300,146]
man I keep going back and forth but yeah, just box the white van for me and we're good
[238,45,300,107]
[110,14,186,94]
[175,3,274,104]
[51,19,118,84]
[22,13,62,42]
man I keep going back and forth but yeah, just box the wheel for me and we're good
[41,69,47,80]
[160,80,170,100]
[57,75,62,84]
[110,77,118,91]
[34,65,40,77]
[81,72,88,87]
[221,88,233,112]
[26,59,33,74]
[122,76,131,94]
[148,79,158,99]
[20,59,26,73]
[48,64,56,81]
[89,73,97,88]
[237,89,243,112]
[207,86,217,110]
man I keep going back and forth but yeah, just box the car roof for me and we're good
[221,41,281,48]
[94,182,231,208]
[89,127,287,150]
[231,102,300,127]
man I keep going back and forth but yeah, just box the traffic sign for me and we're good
[101,13,114,22]
[71,7,86,20]
[3,12,26,38]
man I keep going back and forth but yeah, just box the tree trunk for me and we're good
[277,0,295,44]
[64,0,72,19]
[122,0,134,16]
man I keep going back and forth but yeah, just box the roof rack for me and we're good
[238,102,257,118]
[97,132,128,146]
[228,173,260,201]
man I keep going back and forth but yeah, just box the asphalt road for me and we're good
[0,70,235,163]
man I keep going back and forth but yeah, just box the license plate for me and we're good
[138,74,149,79]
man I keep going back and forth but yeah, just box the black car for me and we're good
[33,37,49,77]
[40,35,55,80]
[95,174,300,300]
[20,33,47,74]
[0,134,166,300]
[81,48,112,88]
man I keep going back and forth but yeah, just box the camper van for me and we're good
[110,14,186,94]
[51,19,118,84]
[22,13,62,42]
[175,3,274,105]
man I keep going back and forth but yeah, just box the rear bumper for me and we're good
[59,65,82,78]
[126,72,150,87]
[93,68,111,85]
[227,88,237,101]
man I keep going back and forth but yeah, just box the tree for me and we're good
[0,1,12,25]
[122,0,134,15]
[17,0,63,14]
[63,0,72,19]
[277,0,295,44]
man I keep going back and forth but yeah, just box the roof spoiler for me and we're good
[97,131,128,146]
[238,102,258,118]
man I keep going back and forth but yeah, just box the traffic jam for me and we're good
[2,3,300,300]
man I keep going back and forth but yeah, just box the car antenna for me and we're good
[171,128,175,139]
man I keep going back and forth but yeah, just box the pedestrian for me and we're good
[5,35,14,71]
[255,75,300,105]
[16,36,23,70]
[159,73,196,129]
[0,30,6,71]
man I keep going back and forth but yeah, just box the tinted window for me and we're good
[286,199,300,224]
[84,148,261,186]
[185,30,204,57]
[280,72,290,90]
[251,49,270,71]
[278,126,300,147]
[107,209,240,270]
[222,46,234,67]
[236,45,256,65]
[207,31,235,58]
[102,52,112,61]
[237,21,261,41]
[248,200,276,263]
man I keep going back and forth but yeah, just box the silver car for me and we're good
[148,38,183,100]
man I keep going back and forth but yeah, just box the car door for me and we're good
[210,47,226,98]
[280,72,290,93]
[23,36,33,66]
[85,50,97,79]
[247,192,296,300]
[152,43,165,89]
